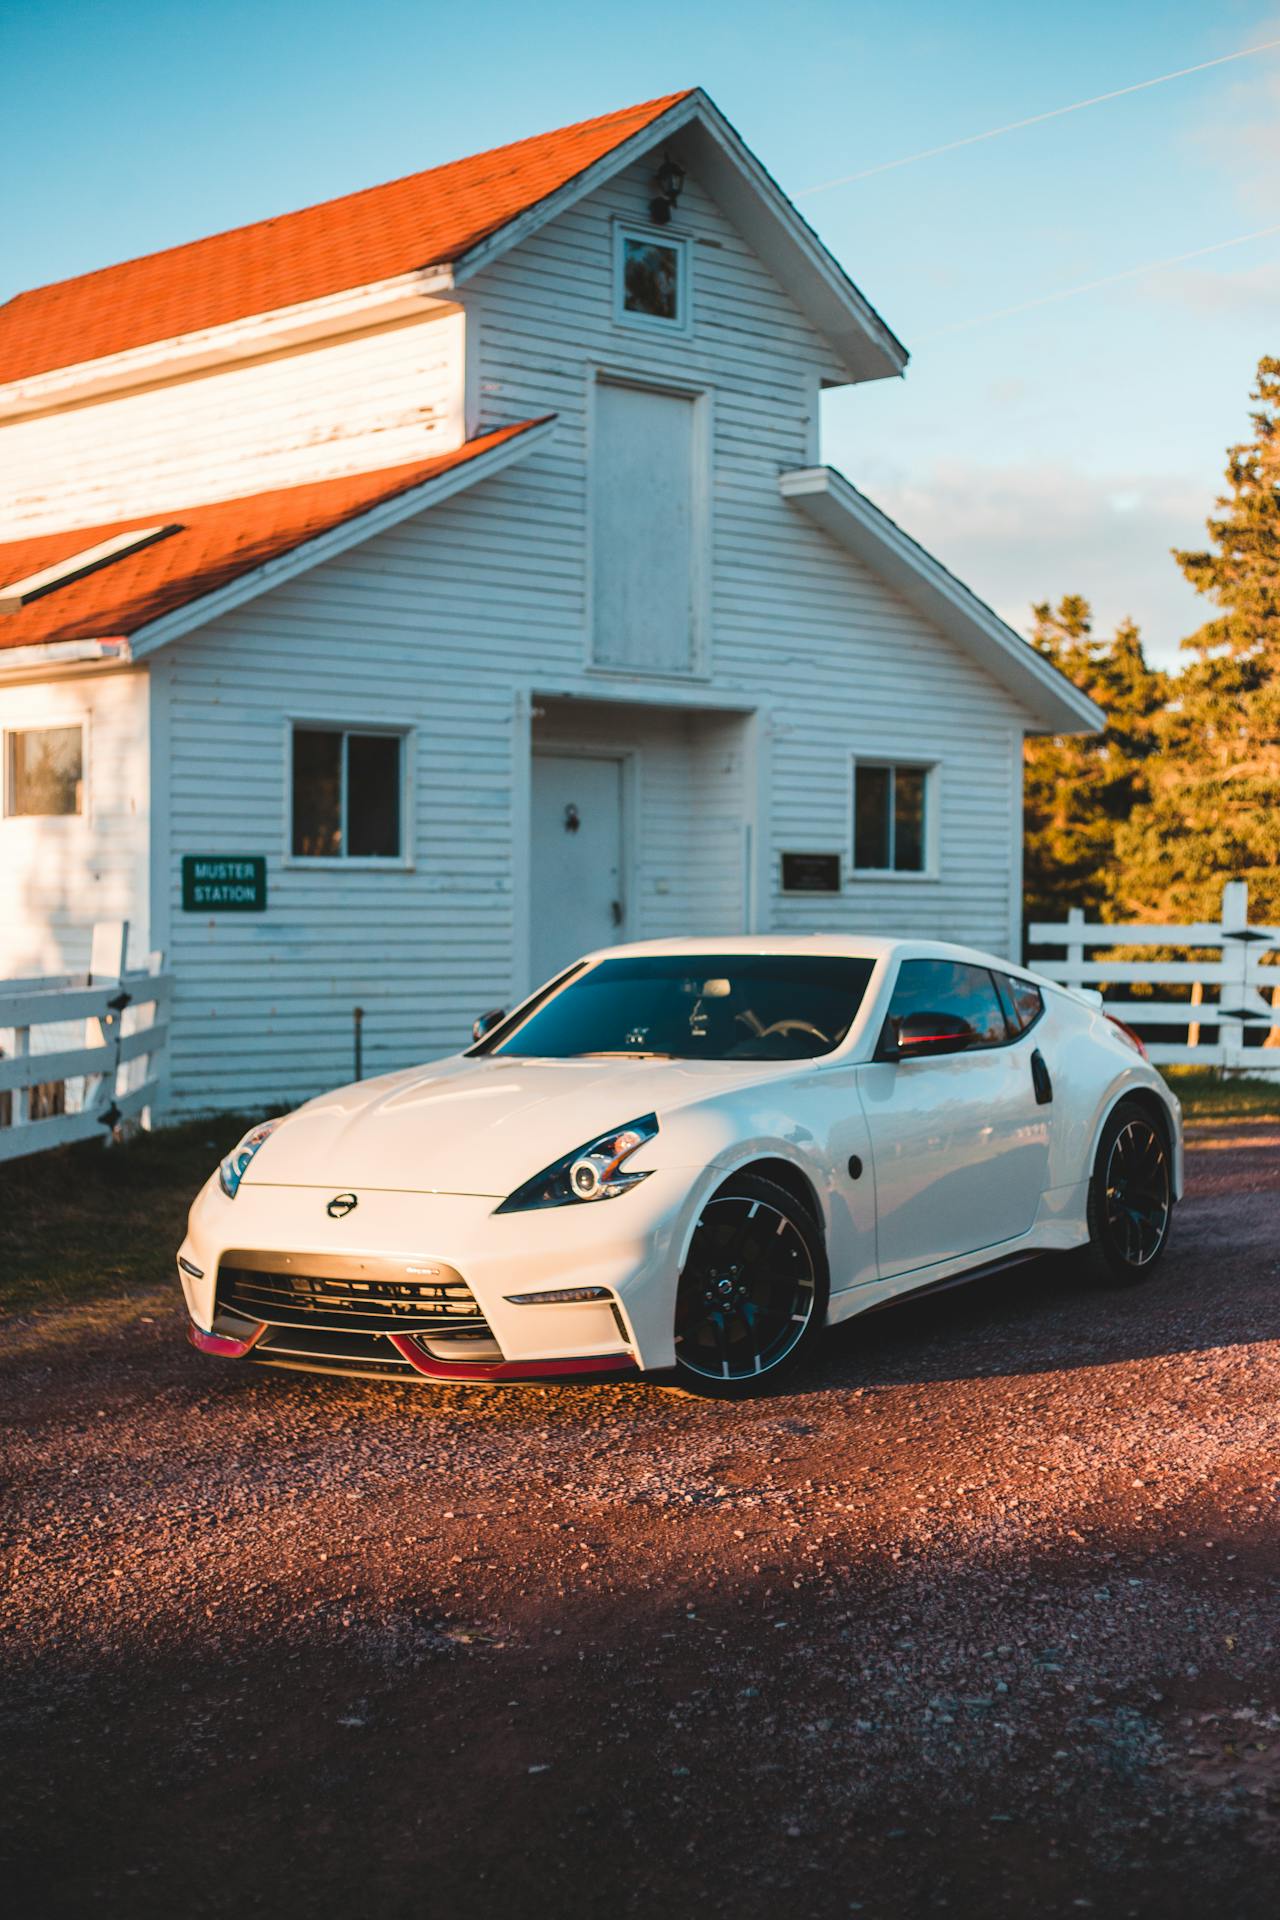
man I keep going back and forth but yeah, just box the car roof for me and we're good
[576,933,1046,984]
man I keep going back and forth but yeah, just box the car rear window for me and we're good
[995,974,1045,1035]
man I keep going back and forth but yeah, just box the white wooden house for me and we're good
[0,88,1100,1114]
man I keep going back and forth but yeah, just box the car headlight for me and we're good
[495,1114,659,1214]
[218,1118,283,1199]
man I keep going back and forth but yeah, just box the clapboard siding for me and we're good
[470,151,1024,952]
[161,519,525,1106]
[8,134,1038,1113]
[0,668,150,977]
[0,310,464,535]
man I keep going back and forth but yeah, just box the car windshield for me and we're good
[489,954,877,1061]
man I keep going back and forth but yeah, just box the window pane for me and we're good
[893,766,926,871]
[292,729,342,857]
[347,734,401,858]
[622,237,679,320]
[854,764,890,868]
[886,959,1008,1047]
[9,727,82,816]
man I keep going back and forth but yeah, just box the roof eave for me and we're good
[0,267,458,423]
[0,419,554,671]
[451,90,907,387]
[0,636,133,683]
[780,466,1105,734]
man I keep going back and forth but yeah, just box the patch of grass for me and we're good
[1161,1066,1280,1122]
[0,1113,261,1315]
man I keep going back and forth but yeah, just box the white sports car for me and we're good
[177,936,1182,1398]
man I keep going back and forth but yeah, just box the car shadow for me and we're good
[805,1230,1277,1392]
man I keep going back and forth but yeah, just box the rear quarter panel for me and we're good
[1042,990,1183,1200]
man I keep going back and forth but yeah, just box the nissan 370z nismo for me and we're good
[178,937,1181,1398]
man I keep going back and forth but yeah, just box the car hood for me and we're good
[242,1053,804,1196]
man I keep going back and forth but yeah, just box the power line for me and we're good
[917,223,1280,340]
[800,36,1280,195]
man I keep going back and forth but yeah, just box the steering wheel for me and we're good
[754,1018,831,1044]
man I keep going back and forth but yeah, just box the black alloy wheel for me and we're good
[1083,1099,1173,1286]
[673,1173,828,1397]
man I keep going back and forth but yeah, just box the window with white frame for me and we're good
[291,725,405,860]
[5,724,84,816]
[853,761,931,874]
[614,224,689,331]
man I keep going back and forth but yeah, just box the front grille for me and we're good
[218,1257,489,1336]
[255,1325,423,1379]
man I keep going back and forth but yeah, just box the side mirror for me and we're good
[887,1011,977,1060]
[472,1007,507,1043]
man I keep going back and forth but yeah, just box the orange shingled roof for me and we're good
[0,92,693,386]
[0,422,545,651]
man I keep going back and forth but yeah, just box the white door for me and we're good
[859,959,1052,1276]
[530,753,625,986]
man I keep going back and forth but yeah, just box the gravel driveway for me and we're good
[3,1121,1279,1918]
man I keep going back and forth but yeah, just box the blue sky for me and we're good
[4,0,1278,665]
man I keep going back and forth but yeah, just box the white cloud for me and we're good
[1143,257,1280,320]
[859,460,1213,668]
[1186,31,1280,214]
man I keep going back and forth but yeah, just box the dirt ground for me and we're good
[3,1121,1280,1919]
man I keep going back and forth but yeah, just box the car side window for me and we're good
[885,959,1009,1050]
[994,973,1045,1036]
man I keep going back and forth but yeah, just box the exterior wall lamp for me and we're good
[649,156,687,225]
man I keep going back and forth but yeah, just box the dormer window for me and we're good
[615,225,689,334]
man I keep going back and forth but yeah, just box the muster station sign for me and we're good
[181,855,267,912]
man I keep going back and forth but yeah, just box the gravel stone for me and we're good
[2,1120,1279,1916]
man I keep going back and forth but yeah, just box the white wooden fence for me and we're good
[1028,880,1280,1072]
[0,922,171,1165]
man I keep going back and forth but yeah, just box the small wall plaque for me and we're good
[182,854,267,912]
[780,851,842,894]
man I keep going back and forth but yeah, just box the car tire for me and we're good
[1080,1097,1173,1287]
[672,1173,829,1398]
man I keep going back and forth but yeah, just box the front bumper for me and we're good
[177,1166,702,1380]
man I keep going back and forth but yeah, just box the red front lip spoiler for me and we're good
[387,1333,637,1382]
[187,1319,266,1358]
[186,1319,634,1381]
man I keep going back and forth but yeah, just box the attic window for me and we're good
[615,225,689,333]
[0,524,181,613]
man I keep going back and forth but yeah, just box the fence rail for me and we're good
[0,922,170,1165]
[1027,880,1280,1071]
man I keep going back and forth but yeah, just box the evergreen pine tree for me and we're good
[1115,356,1280,921]
[1023,595,1166,933]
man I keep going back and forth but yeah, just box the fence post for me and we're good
[12,1025,30,1128]
[1065,905,1085,987]
[1219,881,1248,1071]
[83,920,129,1118]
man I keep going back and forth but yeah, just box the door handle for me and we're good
[610,899,623,927]
[1030,1049,1053,1105]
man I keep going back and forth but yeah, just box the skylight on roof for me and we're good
[0,524,182,613]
